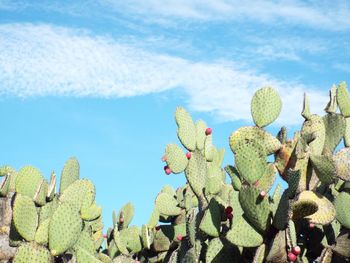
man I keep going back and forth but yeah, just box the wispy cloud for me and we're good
[102,0,350,30]
[0,23,329,125]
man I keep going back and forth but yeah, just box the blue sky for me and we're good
[0,0,349,228]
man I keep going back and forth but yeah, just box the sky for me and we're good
[0,0,349,229]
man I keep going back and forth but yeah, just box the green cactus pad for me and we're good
[98,252,112,263]
[345,117,350,147]
[161,223,186,241]
[195,120,207,150]
[226,215,263,247]
[257,163,276,193]
[164,144,188,174]
[293,191,335,225]
[229,126,281,155]
[47,171,56,201]
[333,228,350,258]
[270,184,281,215]
[334,191,350,229]
[322,114,345,154]
[265,230,287,262]
[33,179,49,206]
[225,165,242,191]
[13,243,53,263]
[206,238,224,263]
[175,107,197,151]
[334,148,350,181]
[253,244,266,263]
[49,202,82,256]
[155,192,181,216]
[206,175,222,195]
[204,134,215,161]
[228,189,244,222]
[59,179,95,210]
[199,198,221,237]
[74,230,95,255]
[0,174,10,197]
[147,208,160,228]
[272,191,289,230]
[184,150,207,197]
[0,165,17,192]
[15,166,48,204]
[301,114,326,155]
[35,218,50,245]
[59,157,80,194]
[301,93,312,120]
[76,247,102,263]
[153,227,171,252]
[161,184,176,196]
[116,202,134,229]
[337,81,350,117]
[81,202,102,221]
[310,154,336,184]
[239,186,270,232]
[251,87,282,127]
[13,194,38,241]
[286,169,300,197]
[39,197,58,224]
[325,84,338,113]
[235,141,267,184]
[141,224,151,249]
[112,255,134,263]
[120,226,142,253]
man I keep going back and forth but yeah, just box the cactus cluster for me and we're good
[0,158,104,262]
[1,82,350,262]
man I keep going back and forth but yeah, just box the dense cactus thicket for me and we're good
[1,82,350,263]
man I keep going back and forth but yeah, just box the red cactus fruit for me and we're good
[225,206,233,215]
[227,213,233,220]
[259,191,266,198]
[186,152,192,159]
[177,234,183,241]
[155,225,161,231]
[205,127,212,135]
[309,223,315,229]
[292,246,301,255]
[102,234,107,239]
[164,166,172,175]
[288,252,297,262]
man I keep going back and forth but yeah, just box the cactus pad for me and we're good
[239,186,270,232]
[164,144,188,174]
[13,243,52,263]
[334,148,350,181]
[59,179,95,210]
[206,238,224,263]
[225,165,242,191]
[251,87,282,127]
[334,191,350,229]
[195,120,207,150]
[59,157,80,194]
[199,198,221,237]
[229,126,281,155]
[337,81,350,117]
[310,154,336,184]
[15,166,48,204]
[35,218,50,245]
[155,192,181,216]
[175,107,197,151]
[13,194,38,241]
[226,215,263,247]
[293,191,335,225]
[235,141,267,184]
[322,113,345,154]
[184,151,207,197]
[49,202,82,256]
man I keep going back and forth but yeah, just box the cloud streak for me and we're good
[0,23,329,125]
[102,0,350,30]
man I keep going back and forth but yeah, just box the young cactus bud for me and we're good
[164,166,172,175]
[205,128,212,135]
[292,246,301,255]
[186,152,192,159]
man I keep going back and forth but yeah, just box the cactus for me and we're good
[2,82,350,262]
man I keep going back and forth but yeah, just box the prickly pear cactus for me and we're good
[2,82,350,263]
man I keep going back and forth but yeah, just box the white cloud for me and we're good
[0,23,329,125]
[102,0,350,30]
